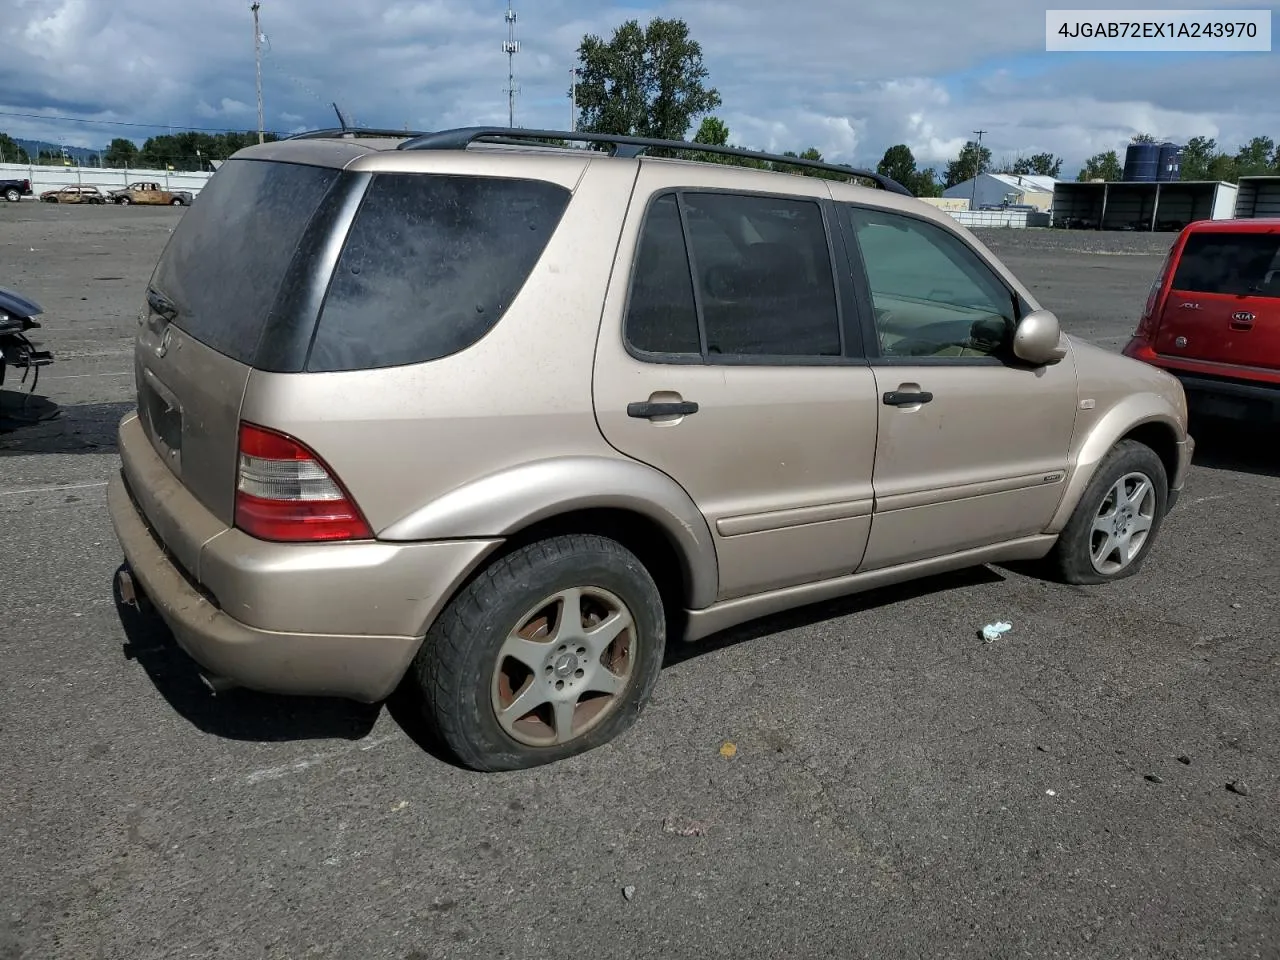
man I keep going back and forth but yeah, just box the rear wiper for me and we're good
[146,287,178,321]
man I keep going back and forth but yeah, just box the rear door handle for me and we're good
[627,400,699,419]
[882,390,933,406]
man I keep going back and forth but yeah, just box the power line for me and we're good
[0,110,273,135]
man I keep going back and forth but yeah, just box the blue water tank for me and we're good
[1157,142,1183,181]
[1123,142,1160,181]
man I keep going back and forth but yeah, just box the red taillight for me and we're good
[1135,240,1180,338]
[234,422,372,542]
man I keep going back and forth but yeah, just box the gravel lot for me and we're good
[2,202,1277,960]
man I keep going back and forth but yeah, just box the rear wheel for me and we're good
[171,198,183,206]
[118,196,131,205]
[3,189,18,202]
[1047,439,1168,585]
[408,534,667,771]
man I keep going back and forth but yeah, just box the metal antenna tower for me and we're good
[252,2,264,143]
[503,1,520,127]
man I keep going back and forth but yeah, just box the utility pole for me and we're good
[252,2,264,143]
[503,1,519,127]
[970,128,986,209]
[569,67,578,132]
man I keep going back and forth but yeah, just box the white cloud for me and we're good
[0,0,1276,174]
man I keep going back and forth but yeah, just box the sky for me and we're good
[1,0,1278,176]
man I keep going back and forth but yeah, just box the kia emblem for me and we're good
[1232,311,1255,323]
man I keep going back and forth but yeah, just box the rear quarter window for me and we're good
[150,159,341,364]
[1171,232,1280,298]
[306,173,572,372]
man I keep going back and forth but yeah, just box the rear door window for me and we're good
[307,173,571,372]
[150,159,341,364]
[623,190,843,360]
[1171,232,1280,298]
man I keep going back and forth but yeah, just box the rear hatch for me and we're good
[1154,227,1280,371]
[135,156,344,524]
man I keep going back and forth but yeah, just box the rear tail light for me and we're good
[234,422,372,542]
[1134,241,1179,339]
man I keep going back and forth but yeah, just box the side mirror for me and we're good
[1012,309,1068,365]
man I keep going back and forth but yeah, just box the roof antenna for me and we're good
[332,102,350,132]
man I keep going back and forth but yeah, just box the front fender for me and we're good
[1045,391,1186,534]
[378,456,719,610]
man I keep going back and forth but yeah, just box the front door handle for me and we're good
[628,400,699,419]
[882,390,933,407]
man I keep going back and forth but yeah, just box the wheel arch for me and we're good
[380,455,720,615]
[1046,394,1185,534]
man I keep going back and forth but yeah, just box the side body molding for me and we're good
[378,456,720,610]
[1044,392,1187,535]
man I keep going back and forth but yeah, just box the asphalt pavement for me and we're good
[2,202,1277,960]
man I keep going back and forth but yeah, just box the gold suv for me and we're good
[108,126,1194,771]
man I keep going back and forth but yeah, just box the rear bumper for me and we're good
[1172,373,1280,423]
[1123,339,1280,423]
[109,412,503,702]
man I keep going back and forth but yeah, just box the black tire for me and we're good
[3,189,19,202]
[408,534,667,772]
[171,198,183,205]
[1047,439,1168,585]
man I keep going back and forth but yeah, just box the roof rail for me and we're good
[284,127,429,141]
[395,126,914,196]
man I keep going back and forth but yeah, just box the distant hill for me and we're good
[12,138,102,164]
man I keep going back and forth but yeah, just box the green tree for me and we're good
[1077,150,1123,181]
[1235,136,1276,177]
[944,140,992,188]
[1206,152,1238,183]
[1178,135,1216,180]
[1131,132,1158,143]
[914,167,943,197]
[574,17,721,142]
[692,115,729,147]
[876,144,942,196]
[104,137,140,168]
[685,117,769,168]
[133,131,278,171]
[1016,152,1063,177]
[877,144,918,189]
[0,132,29,163]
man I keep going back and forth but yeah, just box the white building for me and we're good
[943,173,1058,212]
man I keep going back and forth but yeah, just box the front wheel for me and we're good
[1047,439,1169,585]
[171,198,183,206]
[407,534,667,771]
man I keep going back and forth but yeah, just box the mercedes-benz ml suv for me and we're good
[108,127,1194,771]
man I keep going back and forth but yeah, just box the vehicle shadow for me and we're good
[113,560,1007,764]
[113,567,381,744]
[1187,414,1280,479]
[0,399,132,455]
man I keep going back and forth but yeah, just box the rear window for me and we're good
[1171,232,1280,298]
[305,173,572,372]
[150,158,341,363]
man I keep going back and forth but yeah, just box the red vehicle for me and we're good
[1123,219,1280,423]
